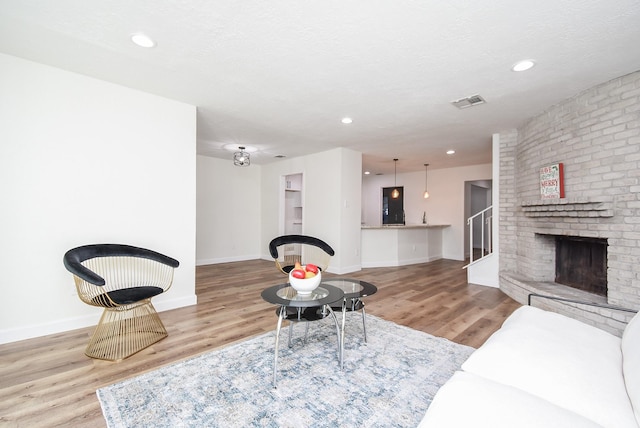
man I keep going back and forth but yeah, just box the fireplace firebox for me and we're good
[555,236,607,297]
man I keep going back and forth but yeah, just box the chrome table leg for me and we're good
[273,306,285,388]
[325,305,343,369]
[361,301,368,343]
[340,299,347,369]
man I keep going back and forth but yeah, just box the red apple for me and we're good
[305,263,319,274]
[291,269,306,279]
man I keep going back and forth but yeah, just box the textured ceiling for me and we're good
[1,0,640,175]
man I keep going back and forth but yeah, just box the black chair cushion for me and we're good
[93,286,164,307]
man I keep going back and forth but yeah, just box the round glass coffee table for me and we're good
[261,283,344,388]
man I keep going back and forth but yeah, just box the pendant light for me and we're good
[233,146,250,167]
[391,159,400,199]
[423,163,430,199]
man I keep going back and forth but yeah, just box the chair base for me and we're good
[85,299,167,361]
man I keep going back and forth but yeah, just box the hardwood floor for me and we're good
[0,259,520,427]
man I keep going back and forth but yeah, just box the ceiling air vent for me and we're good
[451,94,486,109]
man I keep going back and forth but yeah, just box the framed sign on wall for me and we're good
[540,163,564,199]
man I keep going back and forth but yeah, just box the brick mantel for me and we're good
[521,198,614,217]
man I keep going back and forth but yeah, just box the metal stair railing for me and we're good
[464,205,492,269]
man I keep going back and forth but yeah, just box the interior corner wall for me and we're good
[337,148,363,274]
[196,155,261,264]
[0,53,197,344]
[260,147,362,274]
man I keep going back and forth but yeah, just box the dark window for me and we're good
[382,187,404,225]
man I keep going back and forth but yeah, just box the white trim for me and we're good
[0,295,197,345]
[196,254,262,266]
[361,255,442,268]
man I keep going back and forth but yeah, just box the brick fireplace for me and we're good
[498,70,640,336]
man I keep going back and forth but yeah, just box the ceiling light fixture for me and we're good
[446,150,455,155]
[391,159,400,199]
[341,117,353,124]
[234,146,250,167]
[512,59,535,72]
[131,33,156,48]
[423,163,430,199]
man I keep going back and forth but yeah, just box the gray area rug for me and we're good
[97,314,473,427]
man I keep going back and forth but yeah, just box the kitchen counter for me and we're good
[361,224,450,267]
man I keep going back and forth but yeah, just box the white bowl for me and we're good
[288,270,322,295]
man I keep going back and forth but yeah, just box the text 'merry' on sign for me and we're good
[540,163,564,199]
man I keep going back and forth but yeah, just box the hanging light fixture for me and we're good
[423,163,430,199]
[233,146,250,167]
[391,159,400,199]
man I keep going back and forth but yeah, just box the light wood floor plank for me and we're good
[0,258,520,427]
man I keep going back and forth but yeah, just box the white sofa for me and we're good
[419,305,640,428]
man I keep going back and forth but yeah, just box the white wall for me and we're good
[362,163,492,260]
[337,148,363,273]
[196,155,261,264]
[259,147,362,274]
[0,53,197,344]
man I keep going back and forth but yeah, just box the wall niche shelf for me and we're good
[284,173,303,234]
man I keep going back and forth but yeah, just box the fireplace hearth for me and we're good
[555,236,607,297]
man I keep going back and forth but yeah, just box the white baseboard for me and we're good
[0,294,197,345]
[196,254,262,266]
[327,264,362,275]
[361,256,442,268]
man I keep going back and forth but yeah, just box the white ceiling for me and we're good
[2,0,640,175]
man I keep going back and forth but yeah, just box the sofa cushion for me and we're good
[461,306,635,428]
[622,310,640,424]
[419,371,604,428]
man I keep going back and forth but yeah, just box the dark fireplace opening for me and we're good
[555,236,607,297]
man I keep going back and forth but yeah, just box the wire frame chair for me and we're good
[63,244,179,361]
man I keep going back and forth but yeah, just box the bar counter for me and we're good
[361,224,450,267]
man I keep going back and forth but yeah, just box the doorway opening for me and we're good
[464,180,492,260]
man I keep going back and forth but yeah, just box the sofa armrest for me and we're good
[419,371,603,428]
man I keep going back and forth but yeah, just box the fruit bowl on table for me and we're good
[288,269,321,295]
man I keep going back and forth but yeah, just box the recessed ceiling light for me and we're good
[341,117,353,124]
[512,59,535,72]
[446,150,455,155]
[131,33,156,48]
[364,171,370,175]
